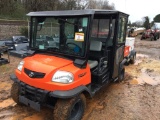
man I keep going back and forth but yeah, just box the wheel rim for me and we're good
[70,99,83,120]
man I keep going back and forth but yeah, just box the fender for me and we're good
[119,58,127,70]
[49,85,93,99]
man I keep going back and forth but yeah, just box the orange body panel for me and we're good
[124,46,130,57]
[15,54,91,91]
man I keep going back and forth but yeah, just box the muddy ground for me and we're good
[0,35,160,120]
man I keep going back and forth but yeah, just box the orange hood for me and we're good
[23,54,73,74]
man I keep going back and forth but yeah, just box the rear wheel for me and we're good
[11,82,21,105]
[118,68,125,82]
[154,34,157,40]
[158,34,160,39]
[53,94,86,120]
[150,35,154,41]
[141,36,144,40]
[130,54,136,64]
[141,33,145,40]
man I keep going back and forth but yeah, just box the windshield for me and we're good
[31,16,89,57]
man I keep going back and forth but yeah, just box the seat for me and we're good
[88,60,98,69]
[88,40,102,69]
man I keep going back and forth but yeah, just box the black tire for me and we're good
[141,33,145,40]
[11,82,21,105]
[150,34,154,41]
[130,54,136,64]
[141,35,144,40]
[124,61,129,66]
[118,68,125,82]
[154,34,157,40]
[53,94,86,120]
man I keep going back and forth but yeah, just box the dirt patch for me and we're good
[84,36,160,120]
[0,35,160,120]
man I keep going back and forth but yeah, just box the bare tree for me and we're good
[57,0,87,10]
[143,16,150,29]
[0,0,115,19]
[86,0,115,10]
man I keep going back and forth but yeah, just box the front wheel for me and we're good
[53,94,86,120]
[11,82,21,105]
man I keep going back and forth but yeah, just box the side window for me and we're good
[118,17,127,43]
[111,19,115,37]
[91,19,110,38]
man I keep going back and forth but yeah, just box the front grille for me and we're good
[24,68,45,78]
[20,82,48,103]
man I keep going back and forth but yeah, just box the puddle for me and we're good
[134,60,142,65]
[134,54,149,65]
[0,98,16,109]
[130,79,139,85]
[130,68,160,86]
[136,54,149,58]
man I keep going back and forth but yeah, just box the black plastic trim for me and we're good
[120,58,127,69]
[19,95,41,111]
[73,59,87,69]
[10,74,20,83]
[10,74,93,99]
[50,86,92,99]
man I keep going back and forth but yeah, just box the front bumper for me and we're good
[11,74,49,111]
[10,74,92,111]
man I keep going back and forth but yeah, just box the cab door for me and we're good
[112,15,128,79]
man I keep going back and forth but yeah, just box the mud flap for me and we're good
[19,95,40,111]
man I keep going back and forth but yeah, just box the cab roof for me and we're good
[27,9,129,17]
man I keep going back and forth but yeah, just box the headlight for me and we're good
[17,61,24,71]
[52,71,74,84]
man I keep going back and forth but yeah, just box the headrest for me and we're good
[90,40,102,51]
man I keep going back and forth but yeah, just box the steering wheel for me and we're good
[66,42,81,53]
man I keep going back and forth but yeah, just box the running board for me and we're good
[90,80,110,95]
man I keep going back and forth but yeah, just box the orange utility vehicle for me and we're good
[124,37,136,65]
[10,9,130,120]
